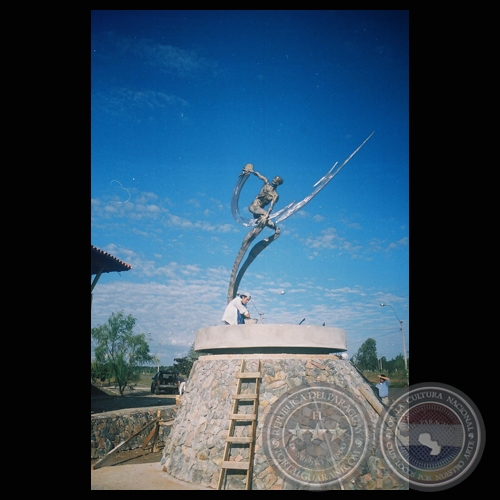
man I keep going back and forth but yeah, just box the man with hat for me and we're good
[222,292,252,325]
[376,374,391,405]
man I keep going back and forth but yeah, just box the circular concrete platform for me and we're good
[194,323,347,354]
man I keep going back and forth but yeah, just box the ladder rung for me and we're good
[221,461,250,470]
[235,372,261,378]
[226,436,253,443]
[229,414,257,420]
[232,394,258,400]
[218,360,261,490]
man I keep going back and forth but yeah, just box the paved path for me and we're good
[91,463,213,490]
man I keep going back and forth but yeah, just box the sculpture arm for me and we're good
[241,163,268,182]
[252,170,269,184]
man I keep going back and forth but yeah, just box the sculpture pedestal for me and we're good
[161,352,407,490]
[194,323,347,355]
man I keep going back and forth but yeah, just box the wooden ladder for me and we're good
[217,359,261,490]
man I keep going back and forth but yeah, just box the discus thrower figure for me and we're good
[244,163,283,230]
[226,132,375,304]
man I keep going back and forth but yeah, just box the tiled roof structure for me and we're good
[91,245,132,275]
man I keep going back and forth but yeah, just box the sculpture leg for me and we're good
[232,227,281,300]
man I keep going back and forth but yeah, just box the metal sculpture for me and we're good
[227,132,374,303]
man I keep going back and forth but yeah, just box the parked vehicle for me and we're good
[151,370,178,395]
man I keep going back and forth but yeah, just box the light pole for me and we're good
[380,303,408,374]
[157,340,162,373]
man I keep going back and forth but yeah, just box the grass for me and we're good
[92,372,156,390]
[139,373,155,386]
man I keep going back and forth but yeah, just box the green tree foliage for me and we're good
[379,356,387,371]
[91,359,110,385]
[352,337,378,371]
[172,343,203,377]
[382,353,404,373]
[91,311,156,395]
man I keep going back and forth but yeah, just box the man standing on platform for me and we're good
[222,292,251,325]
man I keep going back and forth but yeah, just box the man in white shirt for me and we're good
[222,292,252,325]
[376,374,390,405]
[178,376,186,396]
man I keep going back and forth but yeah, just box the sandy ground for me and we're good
[91,463,213,490]
[90,444,215,490]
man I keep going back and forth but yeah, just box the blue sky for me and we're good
[91,10,409,367]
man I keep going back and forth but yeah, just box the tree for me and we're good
[392,353,406,372]
[379,356,387,372]
[172,343,203,377]
[91,311,156,395]
[91,359,110,386]
[353,338,378,371]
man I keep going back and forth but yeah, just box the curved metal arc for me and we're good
[227,224,264,303]
[230,173,252,226]
[231,229,281,301]
[273,131,374,223]
[273,161,339,223]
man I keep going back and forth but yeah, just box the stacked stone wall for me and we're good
[161,354,408,490]
[91,406,177,459]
